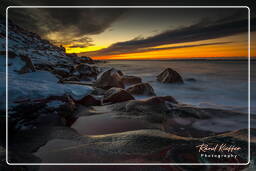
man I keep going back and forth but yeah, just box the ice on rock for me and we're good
[1,71,92,111]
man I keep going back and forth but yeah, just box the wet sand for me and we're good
[71,113,160,135]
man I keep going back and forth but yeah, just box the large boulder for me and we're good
[75,95,101,106]
[125,96,177,113]
[94,68,124,90]
[9,95,77,131]
[121,75,142,86]
[74,64,98,77]
[103,87,134,104]
[126,83,156,96]
[157,68,183,83]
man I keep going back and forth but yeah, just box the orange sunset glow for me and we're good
[93,45,247,60]
[89,38,250,60]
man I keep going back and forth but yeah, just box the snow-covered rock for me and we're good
[1,20,74,67]
[0,20,93,111]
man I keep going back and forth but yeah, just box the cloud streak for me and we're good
[81,17,253,57]
[84,41,233,57]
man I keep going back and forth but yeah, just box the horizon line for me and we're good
[93,57,256,61]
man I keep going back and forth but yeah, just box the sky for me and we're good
[7,7,256,60]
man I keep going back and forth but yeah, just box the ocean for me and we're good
[99,59,256,114]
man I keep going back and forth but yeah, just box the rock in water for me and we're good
[185,78,197,82]
[103,87,134,104]
[126,83,156,96]
[121,75,142,86]
[157,68,183,83]
[94,68,124,90]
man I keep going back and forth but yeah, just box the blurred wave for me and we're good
[101,59,255,114]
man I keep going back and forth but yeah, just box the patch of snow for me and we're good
[73,71,80,76]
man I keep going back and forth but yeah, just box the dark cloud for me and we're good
[7,5,125,43]
[81,16,253,57]
[52,36,94,47]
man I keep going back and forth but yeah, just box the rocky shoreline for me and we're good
[0,19,255,171]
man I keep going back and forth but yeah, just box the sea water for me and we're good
[99,59,256,114]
